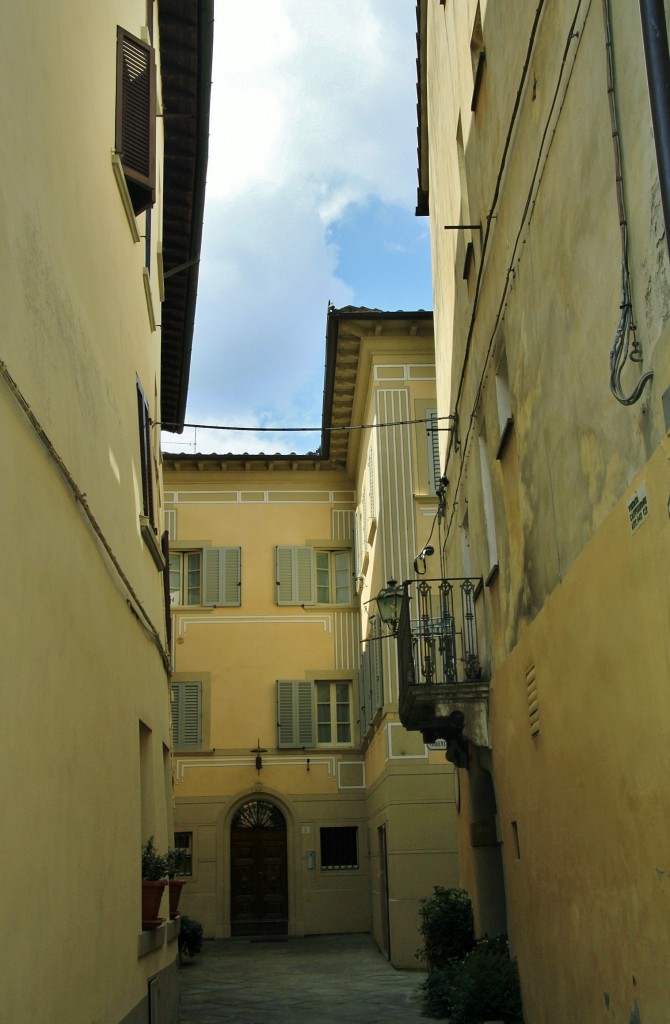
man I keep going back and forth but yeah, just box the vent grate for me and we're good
[526,661,540,737]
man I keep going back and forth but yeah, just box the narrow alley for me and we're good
[178,934,427,1024]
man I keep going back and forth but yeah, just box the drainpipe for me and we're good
[639,0,670,261]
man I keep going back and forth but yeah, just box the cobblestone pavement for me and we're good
[178,933,428,1023]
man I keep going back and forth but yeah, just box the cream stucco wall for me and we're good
[423,1,670,1021]
[166,314,459,969]
[1,3,176,1021]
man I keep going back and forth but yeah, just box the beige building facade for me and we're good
[414,2,670,1022]
[1,2,212,1021]
[165,308,459,968]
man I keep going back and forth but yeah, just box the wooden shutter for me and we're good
[275,546,314,605]
[367,446,376,517]
[171,682,201,750]
[202,547,241,606]
[427,408,442,494]
[115,27,156,215]
[276,680,315,748]
[136,380,154,523]
[164,508,177,539]
[353,509,361,577]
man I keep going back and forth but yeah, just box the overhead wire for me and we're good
[602,0,654,405]
[155,415,455,435]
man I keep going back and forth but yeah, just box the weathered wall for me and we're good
[424,0,670,1020]
[1,2,176,1021]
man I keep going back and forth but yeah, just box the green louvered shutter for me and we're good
[427,409,442,494]
[277,680,315,748]
[202,547,241,606]
[171,682,201,750]
[275,546,314,605]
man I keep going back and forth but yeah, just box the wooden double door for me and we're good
[230,800,288,936]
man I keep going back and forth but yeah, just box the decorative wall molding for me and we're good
[174,754,337,783]
[176,614,333,639]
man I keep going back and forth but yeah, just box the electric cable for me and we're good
[602,0,654,405]
[0,358,171,672]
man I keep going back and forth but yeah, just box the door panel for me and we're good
[230,801,288,936]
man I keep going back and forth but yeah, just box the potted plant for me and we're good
[141,836,168,930]
[166,846,187,919]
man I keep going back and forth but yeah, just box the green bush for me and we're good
[178,916,203,959]
[420,960,462,1018]
[417,887,475,968]
[449,947,523,1024]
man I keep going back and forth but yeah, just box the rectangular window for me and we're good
[494,349,514,459]
[173,831,193,876]
[276,680,352,749]
[115,27,156,215]
[478,432,499,581]
[320,827,359,870]
[170,551,202,605]
[171,682,202,750]
[136,380,154,525]
[169,547,241,606]
[315,550,351,605]
[316,681,352,745]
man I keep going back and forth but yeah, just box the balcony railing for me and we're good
[396,578,490,766]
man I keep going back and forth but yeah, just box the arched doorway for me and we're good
[230,799,288,936]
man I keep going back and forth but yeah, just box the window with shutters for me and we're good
[275,546,352,606]
[171,682,202,750]
[320,827,359,870]
[169,547,241,606]
[115,27,156,216]
[276,680,352,749]
[136,380,154,525]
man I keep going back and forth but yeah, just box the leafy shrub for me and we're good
[178,916,203,959]
[449,947,523,1024]
[417,887,475,968]
[420,960,462,1018]
[474,933,510,957]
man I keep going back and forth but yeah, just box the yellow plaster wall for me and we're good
[1,2,175,1020]
[425,1,670,1020]
[166,319,459,966]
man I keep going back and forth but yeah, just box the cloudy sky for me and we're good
[162,0,433,456]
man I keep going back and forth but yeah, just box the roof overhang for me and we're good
[321,306,434,466]
[158,0,214,432]
[415,0,429,217]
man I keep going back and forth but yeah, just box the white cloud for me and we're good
[171,0,426,454]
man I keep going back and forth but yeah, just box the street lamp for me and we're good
[374,579,405,636]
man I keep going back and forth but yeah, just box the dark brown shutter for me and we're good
[136,381,154,524]
[116,27,156,215]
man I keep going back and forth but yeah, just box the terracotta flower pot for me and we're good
[169,879,186,919]
[142,880,167,929]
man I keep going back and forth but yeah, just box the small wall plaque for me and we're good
[627,483,649,533]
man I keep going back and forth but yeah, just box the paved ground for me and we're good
[178,933,429,1023]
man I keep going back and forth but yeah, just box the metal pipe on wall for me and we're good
[639,0,670,261]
